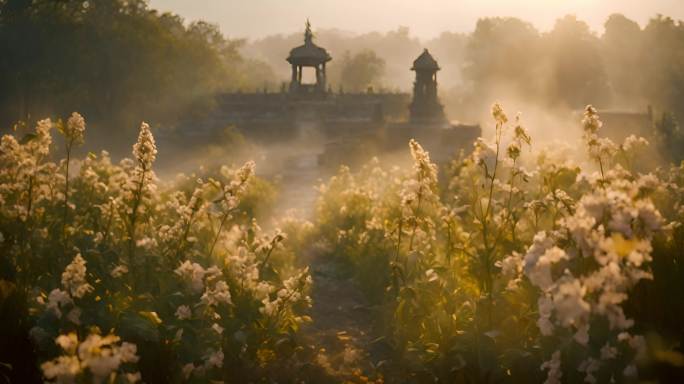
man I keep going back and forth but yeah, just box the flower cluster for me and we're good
[61,253,94,299]
[41,332,140,383]
[132,122,157,170]
[3,104,683,383]
[64,112,86,146]
[525,164,663,383]
[312,102,680,382]
[0,113,316,383]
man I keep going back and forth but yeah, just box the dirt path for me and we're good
[266,145,390,381]
[301,253,389,383]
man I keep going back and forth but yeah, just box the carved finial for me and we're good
[305,18,313,44]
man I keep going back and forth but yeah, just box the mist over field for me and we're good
[150,0,684,39]
[1,1,684,383]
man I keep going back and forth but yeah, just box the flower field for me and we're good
[1,105,683,383]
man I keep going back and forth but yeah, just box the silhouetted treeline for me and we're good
[246,14,684,124]
[460,15,684,117]
[457,14,684,160]
[0,0,276,152]
[2,1,683,155]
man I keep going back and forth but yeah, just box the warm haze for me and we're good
[2,1,684,383]
[150,0,684,38]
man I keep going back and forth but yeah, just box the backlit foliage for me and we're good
[1,105,684,382]
[0,117,313,383]
[312,104,684,382]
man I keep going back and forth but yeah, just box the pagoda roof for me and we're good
[287,20,332,65]
[411,49,440,71]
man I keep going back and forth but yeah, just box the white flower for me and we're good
[492,102,508,125]
[541,350,562,384]
[425,268,439,282]
[528,177,660,378]
[110,264,129,278]
[201,280,232,307]
[553,277,590,328]
[537,317,554,336]
[260,298,279,316]
[42,332,138,383]
[524,232,555,276]
[125,372,142,383]
[41,355,81,383]
[66,308,82,325]
[600,343,618,360]
[254,282,274,300]
[211,323,224,335]
[78,335,121,379]
[34,118,53,156]
[472,138,497,170]
[46,289,74,318]
[118,343,139,363]
[132,122,157,169]
[135,237,157,250]
[61,254,94,299]
[582,105,602,135]
[56,333,79,355]
[622,134,648,152]
[526,246,567,291]
[409,139,437,186]
[65,112,86,145]
[578,357,600,384]
[498,252,524,289]
[537,297,554,336]
[78,334,138,380]
[174,260,206,294]
[205,349,223,369]
[574,324,589,346]
[175,305,192,320]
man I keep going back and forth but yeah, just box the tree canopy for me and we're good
[0,0,276,151]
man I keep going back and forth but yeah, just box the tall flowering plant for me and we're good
[312,103,681,382]
[0,114,314,383]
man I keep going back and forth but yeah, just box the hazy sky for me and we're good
[149,0,684,40]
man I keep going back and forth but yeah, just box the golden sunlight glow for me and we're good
[151,0,683,38]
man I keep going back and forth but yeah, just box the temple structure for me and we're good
[287,20,331,95]
[169,21,481,167]
[409,49,446,123]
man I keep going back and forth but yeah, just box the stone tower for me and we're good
[286,20,332,95]
[409,49,446,123]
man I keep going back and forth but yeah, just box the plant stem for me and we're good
[209,209,234,258]
[62,141,72,247]
[127,164,148,264]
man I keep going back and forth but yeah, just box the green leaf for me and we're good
[19,133,36,144]
[119,312,160,342]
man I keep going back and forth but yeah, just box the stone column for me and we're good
[321,63,327,91]
[290,65,298,92]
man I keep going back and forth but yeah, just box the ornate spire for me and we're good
[304,18,313,44]
[411,48,440,71]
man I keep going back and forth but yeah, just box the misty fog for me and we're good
[2,2,684,383]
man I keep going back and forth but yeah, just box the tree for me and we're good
[332,50,386,92]
[640,16,684,123]
[601,14,645,107]
[459,17,544,116]
[0,0,277,152]
[543,15,611,108]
